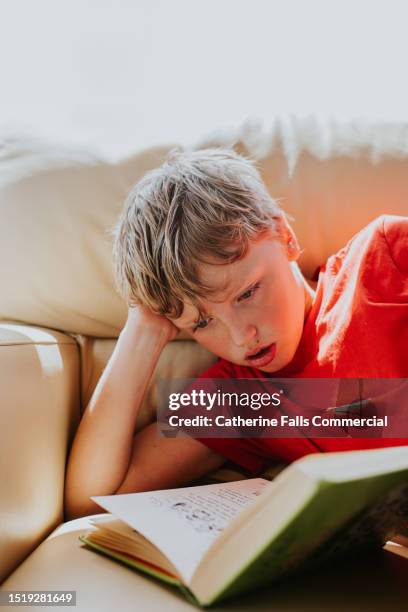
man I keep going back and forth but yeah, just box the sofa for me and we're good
[1,120,407,610]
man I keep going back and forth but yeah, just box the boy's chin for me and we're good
[256,360,282,374]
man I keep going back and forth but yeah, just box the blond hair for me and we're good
[113,147,282,318]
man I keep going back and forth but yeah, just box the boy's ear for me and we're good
[274,214,301,261]
[286,231,301,261]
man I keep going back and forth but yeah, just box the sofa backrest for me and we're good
[1,120,408,339]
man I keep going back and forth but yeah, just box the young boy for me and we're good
[64,148,408,520]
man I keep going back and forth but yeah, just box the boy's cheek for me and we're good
[195,334,225,355]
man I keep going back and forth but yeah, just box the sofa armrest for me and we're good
[0,323,80,583]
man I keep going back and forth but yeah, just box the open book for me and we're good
[79,447,408,607]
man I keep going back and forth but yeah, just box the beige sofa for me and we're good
[1,121,407,610]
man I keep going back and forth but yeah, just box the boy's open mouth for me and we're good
[245,343,277,367]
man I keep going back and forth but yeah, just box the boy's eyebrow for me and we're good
[184,307,210,327]
[212,276,256,302]
[182,277,258,326]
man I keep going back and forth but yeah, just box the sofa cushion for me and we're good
[75,335,217,417]
[1,513,407,611]
[0,322,80,583]
[0,140,172,337]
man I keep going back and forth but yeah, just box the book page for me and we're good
[91,478,269,583]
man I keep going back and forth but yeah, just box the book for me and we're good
[78,446,408,607]
[384,533,408,560]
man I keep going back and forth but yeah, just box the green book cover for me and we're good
[210,475,408,605]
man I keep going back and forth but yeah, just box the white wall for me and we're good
[1,0,407,159]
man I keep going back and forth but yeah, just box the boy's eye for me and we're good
[238,282,260,302]
[193,317,212,332]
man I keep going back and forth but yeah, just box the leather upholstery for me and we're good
[74,335,217,419]
[0,323,80,583]
[2,514,407,610]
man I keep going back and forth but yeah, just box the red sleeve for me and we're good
[193,358,241,379]
[382,215,408,282]
[190,359,272,475]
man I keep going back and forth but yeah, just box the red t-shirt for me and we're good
[195,215,408,474]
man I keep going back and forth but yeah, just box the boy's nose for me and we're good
[228,321,258,348]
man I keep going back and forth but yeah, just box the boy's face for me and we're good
[169,225,312,373]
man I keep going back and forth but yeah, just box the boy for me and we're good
[64,148,408,521]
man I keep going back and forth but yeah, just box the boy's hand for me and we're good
[126,304,179,343]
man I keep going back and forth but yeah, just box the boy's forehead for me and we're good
[196,234,273,291]
[197,260,236,297]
